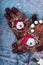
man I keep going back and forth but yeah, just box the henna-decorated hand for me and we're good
[12,33,38,54]
[12,18,43,54]
[29,19,43,53]
[5,7,32,39]
[12,38,29,54]
[5,7,43,54]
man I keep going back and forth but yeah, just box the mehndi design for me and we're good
[5,7,32,39]
[5,7,43,54]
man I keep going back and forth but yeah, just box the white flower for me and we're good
[39,20,43,24]
[34,20,38,24]
[30,24,35,28]
[27,38,36,46]
[37,59,43,65]
[16,21,24,29]
[31,29,34,33]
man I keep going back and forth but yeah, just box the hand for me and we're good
[12,33,38,54]
[12,38,29,54]
[5,7,32,39]
[29,19,43,49]
[11,12,43,54]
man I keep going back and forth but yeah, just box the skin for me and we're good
[35,24,43,46]
[35,24,43,38]
[5,7,43,54]
[5,7,32,39]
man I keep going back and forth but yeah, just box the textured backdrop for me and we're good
[0,0,43,65]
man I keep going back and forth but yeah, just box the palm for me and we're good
[5,7,32,39]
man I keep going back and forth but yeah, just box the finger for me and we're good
[18,44,29,54]
[12,38,23,48]
[32,14,38,23]
[18,49,28,54]
[17,50,25,54]
[11,7,19,14]
[12,7,32,24]
[12,45,23,53]
[12,43,23,51]
[16,38,24,46]
[5,8,16,19]
[4,13,11,20]
[8,21,12,28]
[18,44,24,51]
[5,8,12,15]
[12,49,24,54]
[12,45,22,54]
[11,7,20,15]
[12,42,18,48]
[12,40,22,48]
[12,39,24,50]
[12,48,27,54]
[12,48,19,53]
[12,44,29,54]
[12,7,27,20]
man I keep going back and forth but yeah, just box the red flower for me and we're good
[22,34,37,47]
[12,20,26,31]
